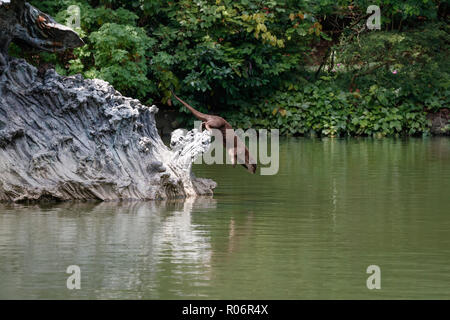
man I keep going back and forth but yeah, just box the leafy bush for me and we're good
[227,79,432,137]
[335,22,449,113]
[80,23,155,100]
[19,0,449,136]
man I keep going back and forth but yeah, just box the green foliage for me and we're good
[228,79,432,137]
[28,0,323,108]
[336,22,449,113]
[21,0,449,136]
[84,23,156,99]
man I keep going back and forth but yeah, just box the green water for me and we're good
[0,138,449,299]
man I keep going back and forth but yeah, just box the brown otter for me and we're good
[171,91,257,174]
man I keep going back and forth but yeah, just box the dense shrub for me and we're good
[18,0,449,136]
[227,80,432,137]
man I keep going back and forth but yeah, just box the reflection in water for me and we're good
[0,198,219,299]
[0,138,449,299]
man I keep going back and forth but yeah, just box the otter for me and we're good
[171,91,257,174]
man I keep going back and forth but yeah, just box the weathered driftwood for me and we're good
[0,1,216,202]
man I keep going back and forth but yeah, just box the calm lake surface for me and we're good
[0,137,449,299]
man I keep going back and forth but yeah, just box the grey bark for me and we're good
[0,1,216,202]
